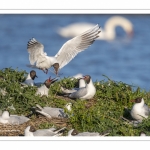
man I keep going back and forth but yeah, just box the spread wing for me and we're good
[55,24,100,69]
[27,38,47,65]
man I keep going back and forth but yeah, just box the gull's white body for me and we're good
[57,16,133,41]
[130,98,150,122]
[68,78,96,100]
[23,73,34,86]
[0,111,30,125]
[35,84,49,97]
[78,79,86,88]
[27,24,100,72]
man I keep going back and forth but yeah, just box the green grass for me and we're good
[0,67,150,136]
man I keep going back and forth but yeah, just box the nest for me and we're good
[0,115,70,136]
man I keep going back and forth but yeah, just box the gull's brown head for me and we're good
[83,75,91,84]
[30,70,38,80]
[130,97,143,103]
[44,76,58,88]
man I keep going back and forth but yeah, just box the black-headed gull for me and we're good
[24,126,66,136]
[130,97,150,122]
[27,24,100,75]
[35,104,70,118]
[21,70,38,86]
[35,77,58,97]
[67,129,109,136]
[0,111,30,125]
[57,16,133,40]
[62,75,96,100]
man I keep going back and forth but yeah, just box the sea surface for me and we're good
[0,14,150,91]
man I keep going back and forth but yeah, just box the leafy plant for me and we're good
[0,68,150,136]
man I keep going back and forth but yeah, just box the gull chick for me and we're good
[62,75,96,100]
[27,24,100,75]
[130,97,150,122]
[35,77,58,97]
[21,70,38,86]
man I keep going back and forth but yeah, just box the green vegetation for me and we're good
[0,67,150,136]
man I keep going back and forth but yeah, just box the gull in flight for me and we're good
[27,24,100,75]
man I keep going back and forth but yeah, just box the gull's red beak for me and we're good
[48,76,58,84]
[48,76,51,82]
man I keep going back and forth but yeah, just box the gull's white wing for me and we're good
[9,115,30,125]
[27,38,47,65]
[55,24,100,69]
[33,129,56,136]
[61,86,78,94]
[39,107,67,118]
[69,87,87,99]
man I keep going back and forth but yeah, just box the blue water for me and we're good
[0,14,150,91]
